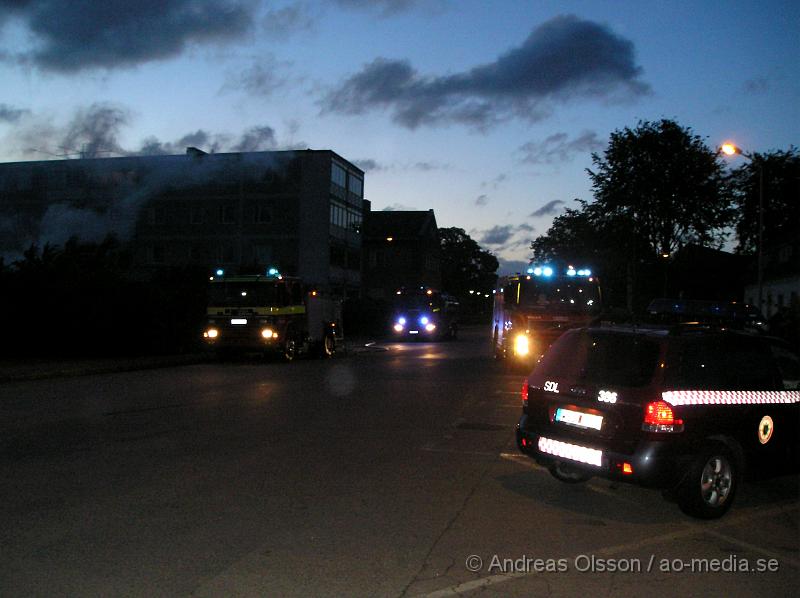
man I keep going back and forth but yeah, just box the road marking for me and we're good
[702,528,800,570]
[416,503,799,597]
[419,446,499,457]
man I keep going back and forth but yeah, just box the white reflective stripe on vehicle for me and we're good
[538,436,602,467]
[662,390,800,406]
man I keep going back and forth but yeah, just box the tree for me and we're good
[438,227,499,297]
[728,147,799,254]
[587,119,733,257]
[530,119,736,310]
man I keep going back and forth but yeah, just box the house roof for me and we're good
[363,210,438,241]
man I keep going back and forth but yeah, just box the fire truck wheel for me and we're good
[283,338,297,362]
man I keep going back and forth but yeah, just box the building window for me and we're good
[255,204,272,223]
[330,244,346,267]
[190,206,204,224]
[348,174,363,198]
[253,244,273,265]
[149,245,165,263]
[147,206,165,225]
[189,244,207,261]
[331,163,346,188]
[220,204,236,224]
[217,243,236,263]
[330,200,347,229]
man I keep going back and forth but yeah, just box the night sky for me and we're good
[1,0,797,272]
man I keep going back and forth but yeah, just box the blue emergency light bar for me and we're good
[526,266,592,277]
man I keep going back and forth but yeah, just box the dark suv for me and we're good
[516,325,799,518]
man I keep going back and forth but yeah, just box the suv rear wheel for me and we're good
[549,462,592,484]
[677,442,738,519]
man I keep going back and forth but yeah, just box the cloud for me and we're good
[518,130,603,164]
[222,55,293,97]
[381,203,418,211]
[742,77,769,95]
[349,159,449,173]
[475,194,488,207]
[231,125,277,152]
[332,0,440,16]
[322,14,649,129]
[353,159,386,172]
[481,173,507,190]
[2,103,291,159]
[476,223,534,248]
[59,103,131,158]
[0,104,30,123]
[263,2,315,39]
[529,199,565,217]
[4,0,255,72]
[497,257,531,275]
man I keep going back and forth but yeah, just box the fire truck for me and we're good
[203,268,341,360]
[492,265,601,368]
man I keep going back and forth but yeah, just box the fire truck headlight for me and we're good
[205,328,219,339]
[425,323,436,332]
[261,328,275,339]
[393,323,404,332]
[514,334,530,357]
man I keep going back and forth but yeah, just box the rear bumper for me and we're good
[516,413,690,489]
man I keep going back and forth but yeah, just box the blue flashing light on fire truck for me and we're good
[492,265,601,368]
[203,267,341,360]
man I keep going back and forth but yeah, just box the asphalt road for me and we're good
[1,328,798,597]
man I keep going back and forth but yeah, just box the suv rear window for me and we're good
[536,330,660,387]
[666,335,780,390]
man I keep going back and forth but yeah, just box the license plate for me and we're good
[409,330,419,334]
[231,318,248,325]
[555,408,603,431]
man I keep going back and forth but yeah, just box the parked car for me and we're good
[516,324,799,518]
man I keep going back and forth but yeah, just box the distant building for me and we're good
[744,239,800,319]
[667,244,750,303]
[0,148,365,296]
[361,208,442,300]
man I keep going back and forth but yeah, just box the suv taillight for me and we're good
[642,400,684,433]
[521,379,529,407]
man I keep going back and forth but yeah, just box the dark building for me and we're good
[361,208,442,300]
[0,149,365,296]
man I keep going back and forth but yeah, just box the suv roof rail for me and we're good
[667,321,731,335]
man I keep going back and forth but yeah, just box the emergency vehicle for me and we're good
[390,287,459,340]
[492,265,600,367]
[203,268,340,360]
[517,324,800,518]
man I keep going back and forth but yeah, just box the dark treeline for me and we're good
[0,237,209,358]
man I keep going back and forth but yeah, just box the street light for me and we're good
[721,141,765,314]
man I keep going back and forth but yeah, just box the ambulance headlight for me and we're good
[425,323,436,332]
[393,323,404,332]
[398,317,407,325]
[205,328,219,339]
[420,315,430,325]
[261,328,275,339]
[514,334,530,357]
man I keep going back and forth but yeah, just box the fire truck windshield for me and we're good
[208,282,283,307]
[394,293,441,310]
[516,278,600,313]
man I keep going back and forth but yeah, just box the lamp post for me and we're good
[721,142,765,315]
